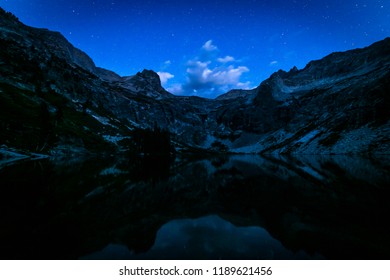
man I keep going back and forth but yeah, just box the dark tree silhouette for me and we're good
[130,125,173,156]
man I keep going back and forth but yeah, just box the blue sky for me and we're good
[1,0,389,98]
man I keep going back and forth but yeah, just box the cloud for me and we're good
[166,84,183,95]
[269,60,278,66]
[183,58,249,96]
[157,71,174,85]
[202,40,218,52]
[207,66,249,85]
[237,82,251,89]
[164,40,251,98]
[217,56,235,63]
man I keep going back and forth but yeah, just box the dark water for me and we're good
[0,154,389,259]
[83,215,319,260]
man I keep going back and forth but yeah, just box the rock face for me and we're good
[215,89,256,100]
[223,39,390,154]
[0,7,389,155]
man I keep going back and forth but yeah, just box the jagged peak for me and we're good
[302,37,390,72]
[135,69,162,88]
[289,66,299,73]
[139,69,160,80]
[0,7,19,22]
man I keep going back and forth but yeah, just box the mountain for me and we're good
[0,7,389,157]
[215,89,256,100]
[217,39,390,154]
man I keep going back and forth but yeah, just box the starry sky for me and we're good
[1,0,389,98]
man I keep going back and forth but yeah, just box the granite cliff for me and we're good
[1,7,389,157]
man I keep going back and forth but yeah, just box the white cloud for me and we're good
[184,58,249,93]
[207,66,249,85]
[157,71,174,85]
[187,60,211,71]
[236,82,252,89]
[217,56,235,63]
[270,60,278,66]
[166,84,183,95]
[186,60,211,83]
[164,60,172,65]
[202,40,218,52]
[167,41,251,97]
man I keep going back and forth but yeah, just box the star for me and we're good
[2,0,387,98]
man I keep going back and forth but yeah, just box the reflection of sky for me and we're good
[83,215,322,259]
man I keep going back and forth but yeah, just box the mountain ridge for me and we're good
[0,7,389,157]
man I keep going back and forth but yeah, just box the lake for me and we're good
[0,154,389,259]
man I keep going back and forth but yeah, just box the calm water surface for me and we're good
[0,154,389,259]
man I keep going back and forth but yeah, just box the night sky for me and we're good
[2,0,389,98]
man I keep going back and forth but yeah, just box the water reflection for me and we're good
[84,215,320,260]
[0,154,389,259]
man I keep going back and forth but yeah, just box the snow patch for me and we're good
[299,166,324,180]
[126,119,141,129]
[90,114,111,126]
[231,130,294,154]
[100,166,127,176]
[103,135,128,144]
[232,143,263,154]
[201,134,217,148]
[0,147,49,169]
[200,134,232,149]
[85,186,105,198]
[87,110,119,129]
[296,130,320,144]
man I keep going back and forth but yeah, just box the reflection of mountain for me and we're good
[1,8,390,260]
[84,215,318,260]
[1,7,389,156]
[0,155,389,259]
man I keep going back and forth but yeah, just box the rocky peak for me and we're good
[0,7,19,23]
[0,8,173,99]
[289,66,299,73]
[216,89,255,100]
[1,7,389,156]
[0,8,97,75]
[299,38,390,80]
[108,69,173,99]
[253,37,390,104]
[136,69,162,89]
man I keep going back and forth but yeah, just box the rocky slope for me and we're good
[0,8,212,155]
[0,7,389,156]
[218,39,390,154]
